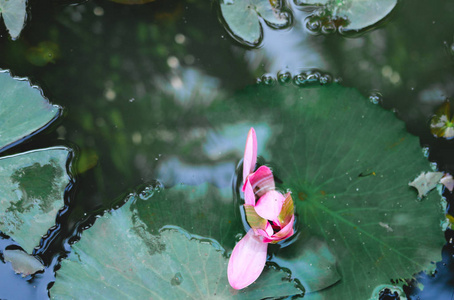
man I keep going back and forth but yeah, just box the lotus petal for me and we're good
[244,180,256,206]
[243,165,275,197]
[228,229,268,290]
[255,190,285,221]
[263,215,295,243]
[276,192,294,226]
[244,204,268,230]
[243,128,257,184]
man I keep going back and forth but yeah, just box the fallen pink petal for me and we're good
[227,230,268,290]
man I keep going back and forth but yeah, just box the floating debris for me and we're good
[408,171,444,198]
[4,249,44,277]
[430,101,454,139]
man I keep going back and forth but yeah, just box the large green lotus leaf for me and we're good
[0,0,26,39]
[200,84,445,299]
[0,147,70,253]
[50,200,303,299]
[297,0,397,31]
[0,70,60,151]
[220,0,290,46]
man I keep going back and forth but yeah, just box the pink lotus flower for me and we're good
[228,128,295,290]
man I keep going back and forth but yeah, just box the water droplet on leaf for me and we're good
[171,272,183,286]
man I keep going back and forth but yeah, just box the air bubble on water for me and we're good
[306,18,321,33]
[322,22,336,34]
[171,272,183,286]
[334,77,342,83]
[319,74,332,85]
[293,73,307,86]
[422,147,429,158]
[368,91,383,105]
[430,162,437,171]
[139,182,163,200]
[277,70,292,85]
[261,74,276,86]
[306,72,320,81]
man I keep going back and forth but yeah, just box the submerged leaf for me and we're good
[50,200,302,299]
[0,0,27,39]
[3,249,44,277]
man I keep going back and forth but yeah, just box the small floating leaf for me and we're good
[0,0,27,39]
[50,201,302,299]
[430,101,454,139]
[0,70,60,152]
[220,0,291,46]
[408,172,444,198]
[297,0,398,32]
[0,147,71,253]
[3,249,44,277]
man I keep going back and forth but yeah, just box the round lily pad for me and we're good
[155,83,445,298]
[0,147,71,254]
[297,0,398,32]
[50,200,303,299]
[219,0,291,47]
[0,70,60,152]
[0,0,27,39]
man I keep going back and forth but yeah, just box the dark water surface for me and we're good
[1,0,454,299]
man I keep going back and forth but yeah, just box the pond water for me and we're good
[1,0,454,299]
